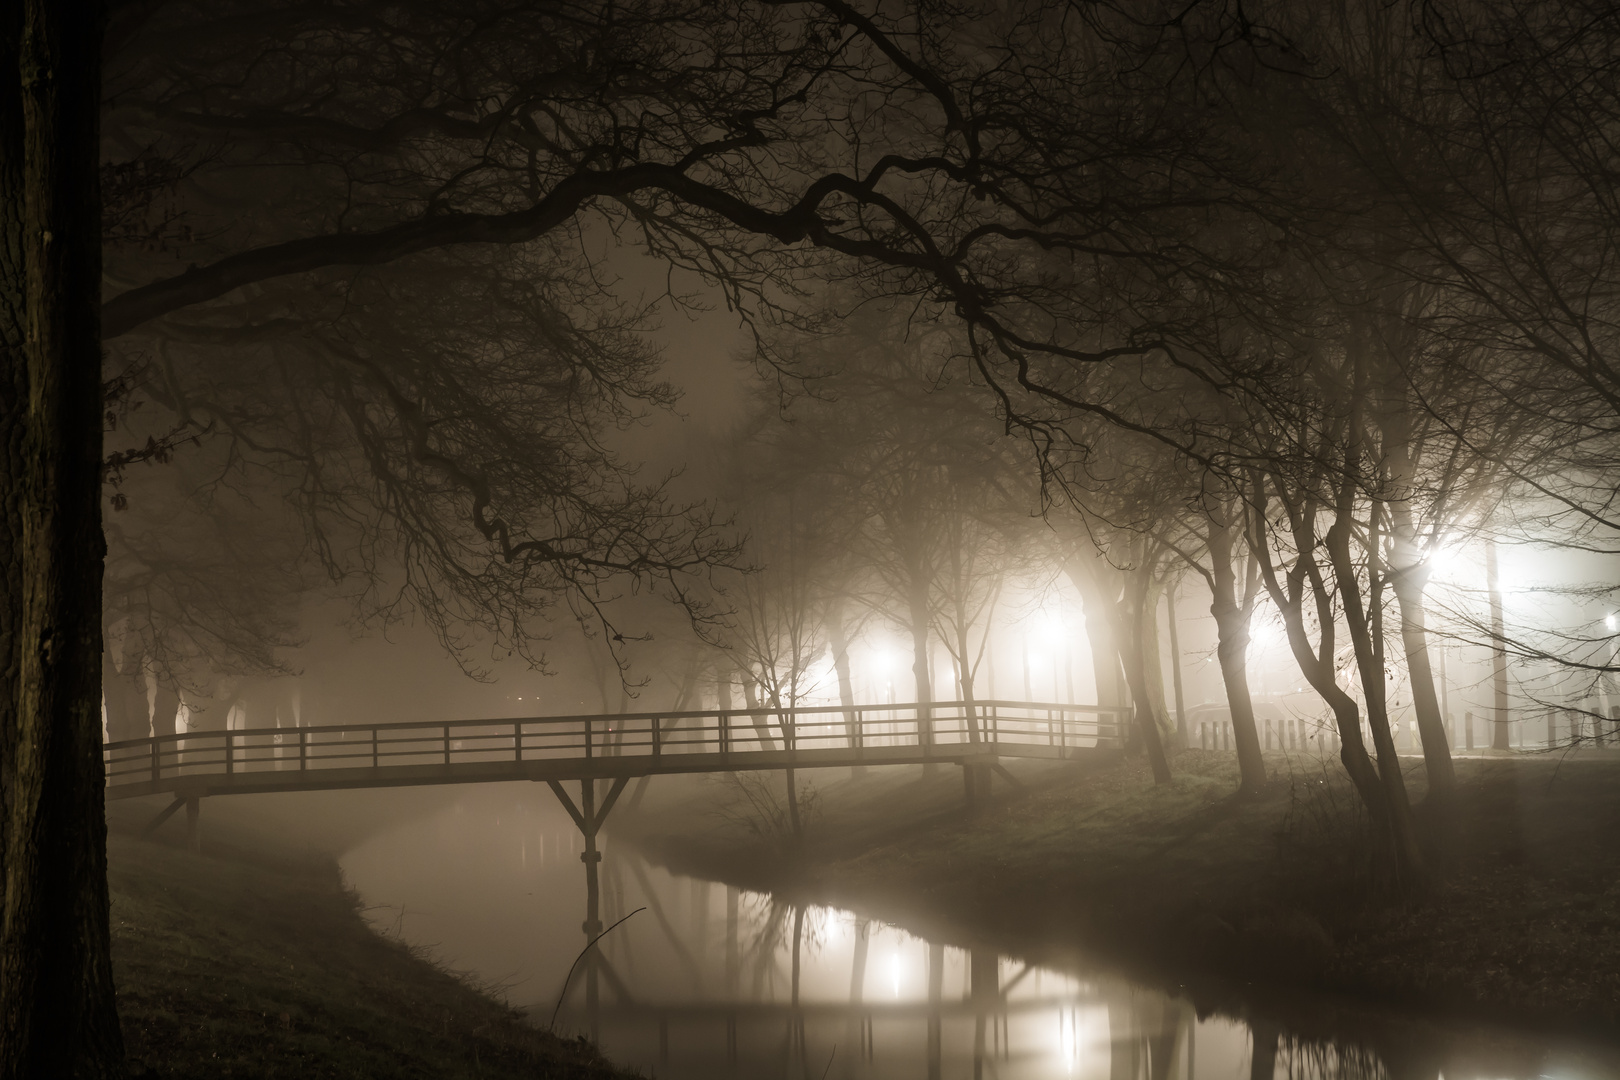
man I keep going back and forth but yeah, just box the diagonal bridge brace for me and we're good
[546,776,630,837]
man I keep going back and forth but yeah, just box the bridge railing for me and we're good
[103,700,1127,790]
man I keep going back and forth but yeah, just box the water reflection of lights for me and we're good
[1049,1005,1107,1075]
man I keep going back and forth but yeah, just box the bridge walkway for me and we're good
[105,699,1126,803]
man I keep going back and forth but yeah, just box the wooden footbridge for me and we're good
[106,699,1123,802]
[108,699,1124,853]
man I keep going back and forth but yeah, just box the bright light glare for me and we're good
[866,647,898,671]
[1027,652,1045,669]
[1426,543,1465,580]
[1034,607,1066,640]
[1607,614,1617,634]
[889,952,902,997]
[1249,620,1284,651]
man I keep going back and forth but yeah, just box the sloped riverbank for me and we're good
[619,749,1620,1055]
[105,809,633,1079]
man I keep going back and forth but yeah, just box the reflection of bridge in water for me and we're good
[549,853,1196,1080]
[111,699,1159,1077]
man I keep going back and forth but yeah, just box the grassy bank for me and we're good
[107,819,633,1079]
[621,749,1620,1040]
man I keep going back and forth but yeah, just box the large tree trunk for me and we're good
[0,0,26,1015]
[1380,374,1457,806]
[1385,517,1455,810]
[1486,540,1511,751]
[1065,553,1129,746]
[824,598,860,755]
[1319,462,1426,886]
[3,2,128,1075]
[952,615,980,744]
[1207,514,1266,792]
[905,572,933,747]
[1117,559,1173,785]
[739,671,776,751]
[150,681,179,739]
[1389,564,1455,796]
[1163,584,1186,746]
[98,645,147,743]
[1252,473,1424,887]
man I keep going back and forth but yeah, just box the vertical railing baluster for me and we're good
[584,718,593,758]
[372,727,379,769]
[150,739,161,785]
[652,716,661,761]
[514,721,523,762]
[300,729,308,771]
[443,724,451,766]
[225,732,234,776]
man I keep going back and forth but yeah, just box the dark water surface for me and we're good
[340,787,1619,1079]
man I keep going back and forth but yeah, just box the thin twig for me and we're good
[548,907,646,1030]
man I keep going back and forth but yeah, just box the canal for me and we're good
[340,785,1618,1079]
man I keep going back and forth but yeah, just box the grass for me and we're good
[621,749,1620,1038]
[108,825,635,1079]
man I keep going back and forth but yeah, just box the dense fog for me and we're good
[5,0,1620,1076]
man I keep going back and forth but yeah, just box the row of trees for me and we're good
[689,0,1620,894]
[5,0,1619,1073]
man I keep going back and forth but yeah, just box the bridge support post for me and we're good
[544,775,630,1038]
[184,796,200,852]
[961,762,992,810]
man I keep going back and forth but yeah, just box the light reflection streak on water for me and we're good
[339,791,1617,1080]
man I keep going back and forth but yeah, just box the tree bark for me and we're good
[1383,418,1456,803]
[150,680,179,739]
[739,671,776,751]
[952,615,981,744]
[0,0,26,996]
[4,1,128,1074]
[824,598,860,756]
[1486,540,1511,750]
[1164,584,1186,747]
[1251,474,1424,886]
[1117,559,1173,784]
[98,645,147,743]
[1388,562,1455,799]
[1066,553,1130,748]
[1207,513,1266,792]
[906,572,933,747]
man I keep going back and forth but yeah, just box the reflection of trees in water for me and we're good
[746,896,793,1000]
[584,856,1406,1079]
[1278,1036,1389,1080]
[730,894,834,1003]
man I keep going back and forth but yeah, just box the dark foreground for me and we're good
[621,749,1620,1049]
[107,825,632,1079]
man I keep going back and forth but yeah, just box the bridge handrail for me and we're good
[101,698,1122,752]
[102,698,1129,793]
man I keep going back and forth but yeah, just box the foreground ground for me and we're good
[106,816,633,1079]
[620,748,1620,1044]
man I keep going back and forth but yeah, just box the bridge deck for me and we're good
[104,700,1125,800]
